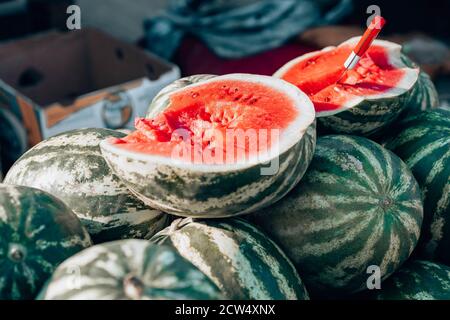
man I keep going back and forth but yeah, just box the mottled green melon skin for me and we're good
[372,260,450,300]
[317,89,410,137]
[4,128,169,243]
[383,109,450,265]
[39,240,222,300]
[0,185,92,300]
[250,135,423,298]
[152,218,309,300]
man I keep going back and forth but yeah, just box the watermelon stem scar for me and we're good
[123,274,145,300]
[380,196,394,211]
[8,243,27,263]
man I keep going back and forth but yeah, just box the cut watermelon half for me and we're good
[114,77,301,164]
[101,74,316,218]
[275,37,421,136]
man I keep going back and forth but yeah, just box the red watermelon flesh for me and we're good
[278,44,406,113]
[113,78,299,164]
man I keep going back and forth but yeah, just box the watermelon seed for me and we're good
[242,93,253,102]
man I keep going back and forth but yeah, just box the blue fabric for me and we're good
[144,0,353,59]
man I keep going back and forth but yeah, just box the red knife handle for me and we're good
[354,16,386,57]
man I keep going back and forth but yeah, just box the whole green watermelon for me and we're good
[0,184,92,300]
[39,240,222,300]
[384,109,450,265]
[251,135,423,297]
[5,128,169,243]
[152,218,310,300]
[372,260,450,300]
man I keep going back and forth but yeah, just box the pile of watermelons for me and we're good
[0,38,449,300]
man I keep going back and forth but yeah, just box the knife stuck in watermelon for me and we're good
[337,15,386,84]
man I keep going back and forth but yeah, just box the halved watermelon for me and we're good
[275,37,432,137]
[101,74,316,218]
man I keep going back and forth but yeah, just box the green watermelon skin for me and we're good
[372,260,450,300]
[383,109,450,265]
[39,240,222,300]
[152,218,309,300]
[316,88,411,137]
[4,128,169,243]
[0,185,92,300]
[251,135,423,297]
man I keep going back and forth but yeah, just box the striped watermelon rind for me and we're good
[400,55,439,115]
[275,38,422,137]
[152,218,310,300]
[101,74,316,218]
[0,184,92,300]
[383,109,450,265]
[372,260,450,300]
[4,128,169,243]
[39,239,222,300]
[251,135,423,297]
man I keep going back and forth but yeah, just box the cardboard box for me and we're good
[0,28,180,147]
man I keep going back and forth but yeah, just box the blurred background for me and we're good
[0,0,449,178]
